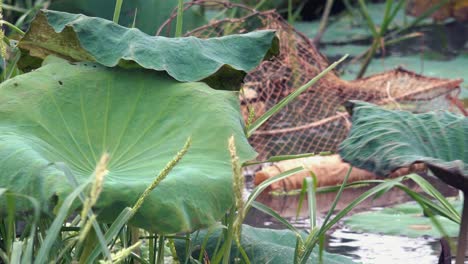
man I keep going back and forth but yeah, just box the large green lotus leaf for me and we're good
[339,101,468,192]
[345,200,462,238]
[18,10,278,90]
[175,224,357,263]
[49,0,206,35]
[0,56,257,233]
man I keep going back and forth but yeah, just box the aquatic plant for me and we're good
[340,101,468,264]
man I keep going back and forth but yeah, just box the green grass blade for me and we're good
[132,8,138,28]
[405,174,460,219]
[6,193,16,258]
[252,201,300,234]
[299,179,402,263]
[379,0,394,35]
[21,196,40,264]
[384,32,423,46]
[0,192,40,264]
[10,241,23,264]
[305,177,317,231]
[397,185,460,223]
[5,50,21,80]
[244,167,304,214]
[246,55,348,137]
[113,0,124,23]
[0,248,8,264]
[198,224,224,263]
[323,180,400,231]
[156,235,165,264]
[243,152,325,166]
[357,0,378,38]
[0,20,25,36]
[34,184,87,263]
[85,207,134,263]
[404,191,452,239]
[392,0,449,36]
[56,162,112,260]
[2,4,28,13]
[175,0,184,37]
[316,179,387,194]
[296,179,308,220]
[130,252,151,264]
[386,0,405,28]
[237,244,251,264]
[321,167,353,229]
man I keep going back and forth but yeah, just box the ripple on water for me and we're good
[327,228,440,264]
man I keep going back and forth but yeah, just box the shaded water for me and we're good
[244,175,459,263]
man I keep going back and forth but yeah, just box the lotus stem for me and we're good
[455,195,468,264]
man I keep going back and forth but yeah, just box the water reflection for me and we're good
[244,175,458,263]
[327,229,441,264]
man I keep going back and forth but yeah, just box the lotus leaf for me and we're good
[345,200,462,238]
[175,224,357,263]
[0,56,257,233]
[18,10,278,90]
[339,101,468,192]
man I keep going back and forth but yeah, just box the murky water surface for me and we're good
[244,175,458,263]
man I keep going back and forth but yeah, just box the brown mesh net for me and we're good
[159,1,464,160]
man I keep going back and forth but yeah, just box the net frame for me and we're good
[159,1,464,160]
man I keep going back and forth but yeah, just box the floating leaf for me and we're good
[175,224,357,263]
[18,10,278,90]
[339,101,468,192]
[0,57,256,233]
[345,200,462,238]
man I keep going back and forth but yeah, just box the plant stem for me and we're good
[456,196,468,264]
[156,235,165,264]
[175,0,184,37]
[288,0,293,24]
[149,234,156,264]
[1,20,25,36]
[112,0,124,23]
[254,0,269,10]
[313,0,334,44]
[356,39,379,79]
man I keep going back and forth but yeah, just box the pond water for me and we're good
[244,175,459,263]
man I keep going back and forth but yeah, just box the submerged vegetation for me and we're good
[0,0,466,263]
